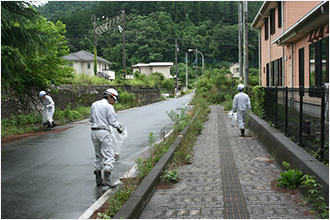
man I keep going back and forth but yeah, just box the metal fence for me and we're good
[260,86,329,162]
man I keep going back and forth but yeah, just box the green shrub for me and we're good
[276,162,303,189]
[162,169,180,183]
[300,174,329,218]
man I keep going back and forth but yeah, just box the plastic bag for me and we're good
[42,108,49,124]
[110,122,128,155]
[227,110,233,119]
[231,112,237,126]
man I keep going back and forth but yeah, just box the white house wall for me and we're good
[152,66,171,78]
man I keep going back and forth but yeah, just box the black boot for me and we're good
[45,122,51,131]
[103,171,117,188]
[94,170,104,186]
[240,129,245,137]
[52,121,57,128]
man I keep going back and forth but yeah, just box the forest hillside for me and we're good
[37,1,262,75]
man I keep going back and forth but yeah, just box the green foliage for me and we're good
[36,1,261,86]
[162,169,180,183]
[166,107,188,125]
[276,162,303,189]
[2,2,74,94]
[148,132,156,148]
[1,113,41,137]
[300,174,329,218]
[54,104,82,122]
[102,186,136,218]
[249,86,265,118]
[1,104,91,138]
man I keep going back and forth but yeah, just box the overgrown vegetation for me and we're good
[277,161,329,218]
[276,161,303,189]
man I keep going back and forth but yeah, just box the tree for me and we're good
[1,1,74,94]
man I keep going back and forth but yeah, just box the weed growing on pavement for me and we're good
[162,169,180,183]
[277,162,329,218]
[300,174,329,219]
[276,161,303,189]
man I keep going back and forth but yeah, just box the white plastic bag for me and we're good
[231,112,237,126]
[227,110,233,119]
[42,108,49,124]
[110,122,128,155]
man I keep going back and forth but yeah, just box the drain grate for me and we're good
[217,108,250,219]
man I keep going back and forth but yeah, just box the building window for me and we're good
[87,63,91,69]
[299,47,305,87]
[269,58,283,87]
[310,36,329,88]
[270,9,275,35]
[265,17,269,40]
[266,63,270,86]
[278,1,282,28]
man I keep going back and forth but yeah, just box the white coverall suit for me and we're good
[42,95,55,124]
[89,98,121,171]
[232,91,251,130]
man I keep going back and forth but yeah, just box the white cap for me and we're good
[237,84,245,91]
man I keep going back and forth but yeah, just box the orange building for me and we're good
[251,1,329,88]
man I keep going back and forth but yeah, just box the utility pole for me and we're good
[175,39,178,92]
[238,1,243,83]
[195,48,198,81]
[185,52,188,88]
[243,1,249,86]
[92,14,97,76]
[122,10,126,79]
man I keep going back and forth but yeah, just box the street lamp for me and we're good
[188,49,204,76]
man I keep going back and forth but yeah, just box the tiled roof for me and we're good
[63,50,112,65]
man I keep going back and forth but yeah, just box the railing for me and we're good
[258,86,329,162]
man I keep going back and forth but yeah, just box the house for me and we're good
[63,50,115,80]
[131,62,174,79]
[228,62,240,78]
[251,1,329,88]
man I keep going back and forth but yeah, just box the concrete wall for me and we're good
[1,85,161,119]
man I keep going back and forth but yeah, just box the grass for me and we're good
[1,105,91,138]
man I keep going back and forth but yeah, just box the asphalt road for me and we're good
[1,92,194,219]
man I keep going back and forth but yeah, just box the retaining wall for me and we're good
[1,85,161,119]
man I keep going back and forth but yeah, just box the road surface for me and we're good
[1,92,194,219]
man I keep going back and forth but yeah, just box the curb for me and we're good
[248,114,329,204]
[78,165,137,219]
[113,116,195,219]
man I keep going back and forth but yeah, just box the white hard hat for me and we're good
[104,88,119,101]
[39,91,46,98]
[237,84,245,91]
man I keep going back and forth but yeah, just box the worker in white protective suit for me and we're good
[39,91,56,131]
[232,84,252,137]
[89,88,123,188]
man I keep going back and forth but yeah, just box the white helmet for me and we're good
[237,84,245,91]
[39,91,46,98]
[104,88,119,101]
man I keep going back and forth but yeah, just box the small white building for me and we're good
[131,62,174,79]
[63,50,115,80]
[228,62,240,78]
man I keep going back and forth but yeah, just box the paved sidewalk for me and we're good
[140,105,313,219]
